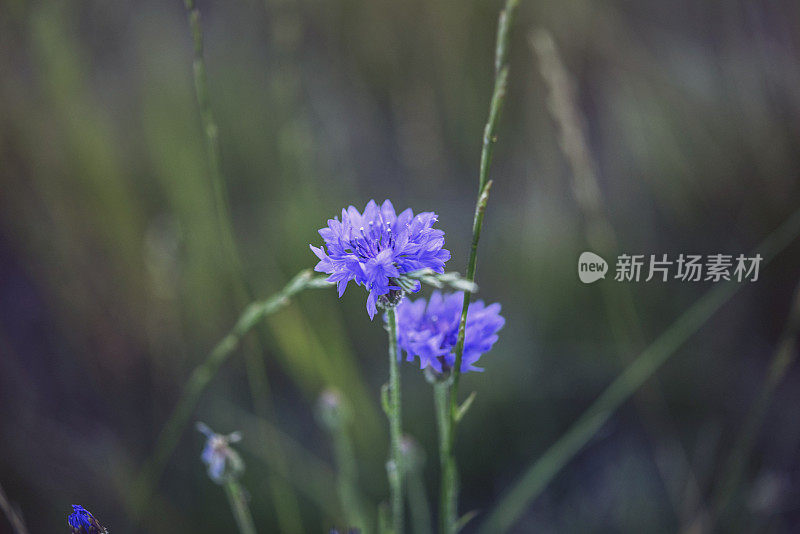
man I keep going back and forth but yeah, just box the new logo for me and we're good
[578,252,608,284]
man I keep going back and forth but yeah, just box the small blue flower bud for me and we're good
[196,422,244,483]
[67,505,108,534]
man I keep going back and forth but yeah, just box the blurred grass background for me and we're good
[2,0,800,532]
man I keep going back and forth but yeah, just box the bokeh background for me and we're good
[2,0,800,532]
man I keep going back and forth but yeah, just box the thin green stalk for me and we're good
[385,307,404,533]
[712,279,800,524]
[318,390,371,532]
[434,382,455,534]
[225,479,258,534]
[183,0,271,422]
[450,0,518,396]
[450,181,494,397]
[331,418,369,531]
[182,2,302,531]
[218,398,341,520]
[378,503,393,534]
[408,472,433,534]
[404,438,433,534]
[479,207,800,533]
[131,270,331,514]
[183,0,243,288]
[444,1,519,531]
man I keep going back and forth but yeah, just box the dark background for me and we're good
[1,0,800,532]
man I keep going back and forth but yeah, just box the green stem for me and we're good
[183,0,242,287]
[445,1,519,530]
[323,396,370,532]
[222,399,341,520]
[385,307,404,533]
[332,424,369,532]
[434,382,456,534]
[378,503,392,534]
[182,2,303,531]
[407,456,433,534]
[450,181,494,403]
[225,480,258,534]
[450,0,517,393]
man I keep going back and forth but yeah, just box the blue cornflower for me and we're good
[197,422,244,484]
[395,291,504,373]
[67,505,108,534]
[310,199,451,319]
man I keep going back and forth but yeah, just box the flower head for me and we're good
[310,199,450,319]
[67,505,108,534]
[197,422,244,484]
[395,291,504,373]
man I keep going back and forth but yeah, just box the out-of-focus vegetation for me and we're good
[1,0,800,532]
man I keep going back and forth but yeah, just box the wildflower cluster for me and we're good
[310,198,504,533]
[175,197,504,534]
[311,200,505,371]
[310,200,451,319]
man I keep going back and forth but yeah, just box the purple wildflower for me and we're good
[395,291,504,373]
[197,422,244,483]
[310,199,451,319]
[67,505,107,534]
